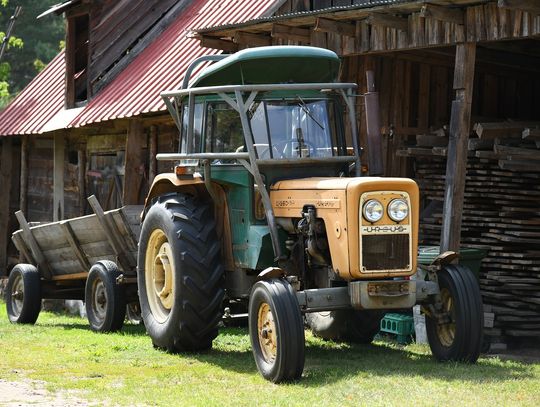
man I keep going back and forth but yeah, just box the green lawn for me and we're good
[0,302,539,406]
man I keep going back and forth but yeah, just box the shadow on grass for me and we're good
[37,321,148,337]
[185,327,535,384]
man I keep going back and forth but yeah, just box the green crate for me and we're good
[380,313,415,344]
[417,246,486,278]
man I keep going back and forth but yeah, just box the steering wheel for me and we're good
[272,140,316,159]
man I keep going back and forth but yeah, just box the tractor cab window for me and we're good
[248,99,343,159]
[180,103,204,153]
[205,102,243,153]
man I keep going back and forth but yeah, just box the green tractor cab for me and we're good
[138,46,484,383]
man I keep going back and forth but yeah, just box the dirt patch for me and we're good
[0,379,93,406]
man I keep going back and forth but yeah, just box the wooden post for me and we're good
[123,120,145,205]
[19,135,29,216]
[53,132,65,221]
[440,43,476,253]
[78,147,87,216]
[0,138,14,274]
[15,210,53,279]
[149,125,158,183]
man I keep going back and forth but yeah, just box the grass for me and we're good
[0,303,539,406]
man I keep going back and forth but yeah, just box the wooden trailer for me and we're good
[5,195,143,332]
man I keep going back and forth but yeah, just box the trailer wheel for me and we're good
[6,264,41,324]
[249,279,305,383]
[426,264,483,363]
[137,193,224,352]
[85,261,126,332]
[307,310,383,344]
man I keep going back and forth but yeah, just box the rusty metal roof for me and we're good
[70,0,281,128]
[0,0,281,136]
[0,52,65,136]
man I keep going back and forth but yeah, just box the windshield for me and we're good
[250,99,343,159]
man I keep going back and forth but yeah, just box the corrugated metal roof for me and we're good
[0,52,65,136]
[0,0,281,136]
[70,0,281,128]
[195,0,407,34]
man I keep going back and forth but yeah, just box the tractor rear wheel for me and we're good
[249,279,305,383]
[426,264,483,363]
[137,193,224,352]
[85,261,126,332]
[6,264,41,324]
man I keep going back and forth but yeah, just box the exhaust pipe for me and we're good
[364,71,384,176]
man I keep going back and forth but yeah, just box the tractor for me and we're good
[138,46,483,382]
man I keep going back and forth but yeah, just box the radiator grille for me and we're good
[361,234,410,271]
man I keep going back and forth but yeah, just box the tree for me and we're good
[0,0,23,106]
[0,0,65,107]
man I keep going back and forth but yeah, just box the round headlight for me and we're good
[388,199,409,222]
[363,199,384,222]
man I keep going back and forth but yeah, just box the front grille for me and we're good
[361,234,410,271]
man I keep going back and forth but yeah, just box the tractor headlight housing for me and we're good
[388,199,409,222]
[363,199,384,223]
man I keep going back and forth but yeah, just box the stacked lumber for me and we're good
[398,121,540,344]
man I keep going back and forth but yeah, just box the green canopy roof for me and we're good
[191,46,341,88]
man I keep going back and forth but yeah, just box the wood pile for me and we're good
[398,121,540,345]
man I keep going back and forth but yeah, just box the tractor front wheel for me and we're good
[249,279,305,383]
[426,264,483,363]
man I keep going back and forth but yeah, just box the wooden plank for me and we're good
[78,148,86,216]
[199,36,238,52]
[87,195,133,272]
[420,4,464,25]
[59,221,91,271]
[233,31,272,46]
[11,232,34,264]
[149,125,158,184]
[440,43,476,253]
[314,17,356,37]
[123,120,144,205]
[498,0,540,15]
[0,138,13,273]
[15,211,53,279]
[366,13,408,31]
[51,272,88,281]
[476,121,540,138]
[271,23,311,43]
[53,132,65,222]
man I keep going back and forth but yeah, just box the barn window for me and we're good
[66,12,89,108]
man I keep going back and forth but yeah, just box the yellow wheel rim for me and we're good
[257,302,277,363]
[436,288,455,347]
[145,229,175,323]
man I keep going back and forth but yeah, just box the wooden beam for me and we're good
[87,195,133,273]
[0,138,13,274]
[53,132,65,222]
[11,232,35,265]
[60,221,91,271]
[498,0,540,15]
[51,272,88,281]
[271,23,311,43]
[233,31,272,46]
[420,4,464,25]
[366,14,408,31]
[148,125,158,184]
[123,120,145,205]
[78,148,87,216]
[314,17,356,37]
[199,36,238,52]
[440,43,476,253]
[19,135,29,216]
[15,210,53,279]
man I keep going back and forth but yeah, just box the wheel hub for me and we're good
[257,303,277,363]
[11,275,24,316]
[93,280,107,321]
[145,229,175,323]
[436,288,456,347]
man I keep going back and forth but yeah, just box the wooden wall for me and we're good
[341,51,540,176]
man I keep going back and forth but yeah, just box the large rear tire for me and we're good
[249,279,305,383]
[307,309,383,344]
[6,264,41,324]
[85,261,126,333]
[137,193,224,352]
[426,264,483,363]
